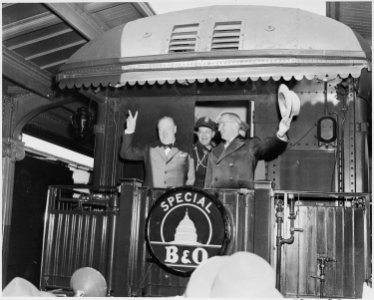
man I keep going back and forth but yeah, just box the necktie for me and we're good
[162,144,173,149]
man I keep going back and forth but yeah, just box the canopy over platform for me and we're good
[57,5,371,88]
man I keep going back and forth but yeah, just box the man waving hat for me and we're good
[204,85,299,189]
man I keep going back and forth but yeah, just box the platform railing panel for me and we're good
[40,185,118,294]
[274,190,370,298]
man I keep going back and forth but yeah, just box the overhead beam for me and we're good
[132,2,156,17]
[8,27,73,50]
[13,96,77,139]
[2,47,106,104]
[45,3,107,40]
[5,85,29,95]
[25,40,86,60]
[2,46,54,100]
[78,89,106,104]
[40,59,69,70]
[2,12,61,40]
[2,3,15,8]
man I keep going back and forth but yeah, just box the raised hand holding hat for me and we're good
[277,114,292,139]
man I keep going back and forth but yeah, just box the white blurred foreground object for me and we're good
[2,277,55,297]
[278,84,301,119]
[70,267,107,297]
[184,251,283,298]
[362,281,373,299]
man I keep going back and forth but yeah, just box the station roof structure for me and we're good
[2,2,154,154]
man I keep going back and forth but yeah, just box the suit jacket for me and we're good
[204,135,287,189]
[120,133,195,188]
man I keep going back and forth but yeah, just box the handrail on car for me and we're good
[274,189,371,198]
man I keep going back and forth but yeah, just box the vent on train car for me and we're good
[168,23,199,53]
[211,21,242,51]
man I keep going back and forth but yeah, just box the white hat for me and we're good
[184,252,283,298]
[278,84,301,119]
[2,277,55,297]
[184,255,229,297]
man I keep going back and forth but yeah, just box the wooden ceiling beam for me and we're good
[2,12,61,40]
[2,3,15,8]
[3,47,106,103]
[3,46,54,100]
[45,3,108,40]
[25,40,86,60]
[132,2,156,17]
[5,85,29,95]
[39,59,68,70]
[8,27,73,50]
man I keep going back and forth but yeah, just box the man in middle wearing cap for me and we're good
[192,117,217,188]
[204,112,291,189]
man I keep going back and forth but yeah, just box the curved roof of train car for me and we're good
[57,5,371,88]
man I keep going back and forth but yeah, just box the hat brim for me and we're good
[289,90,301,116]
[195,123,216,131]
[278,84,300,118]
[278,84,292,118]
[184,252,283,298]
[184,255,229,297]
[2,277,56,297]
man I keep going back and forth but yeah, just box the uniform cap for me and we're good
[195,117,217,131]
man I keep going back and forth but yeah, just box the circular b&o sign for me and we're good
[145,187,230,276]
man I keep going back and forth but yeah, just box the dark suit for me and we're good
[120,133,195,188]
[204,135,287,189]
[192,142,212,188]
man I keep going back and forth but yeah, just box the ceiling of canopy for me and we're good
[57,5,371,89]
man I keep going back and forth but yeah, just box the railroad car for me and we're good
[37,5,371,298]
